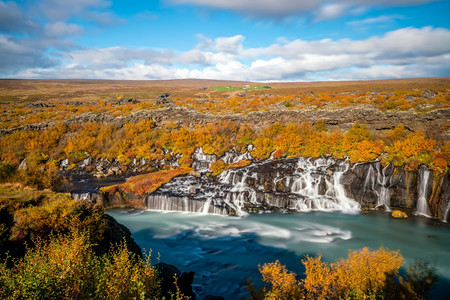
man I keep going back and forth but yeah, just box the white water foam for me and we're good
[415,165,432,217]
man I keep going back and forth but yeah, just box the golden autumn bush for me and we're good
[0,231,161,300]
[0,184,166,300]
[251,247,438,300]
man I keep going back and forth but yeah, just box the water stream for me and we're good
[108,210,450,299]
[416,165,431,217]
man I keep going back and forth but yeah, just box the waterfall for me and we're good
[220,168,257,216]
[201,198,212,214]
[221,146,253,164]
[146,194,226,214]
[415,165,431,217]
[290,158,359,213]
[192,147,217,172]
[444,202,450,223]
[71,192,97,203]
[143,157,360,216]
[373,163,394,210]
[363,165,376,191]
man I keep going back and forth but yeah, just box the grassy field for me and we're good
[0,77,448,129]
[0,77,448,101]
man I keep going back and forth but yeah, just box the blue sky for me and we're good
[1,0,449,81]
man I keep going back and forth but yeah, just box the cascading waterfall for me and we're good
[444,202,450,223]
[363,165,376,191]
[219,168,258,216]
[71,192,97,203]
[192,147,217,172]
[201,198,212,214]
[290,158,359,213]
[374,163,394,210]
[215,157,360,214]
[146,194,227,215]
[415,165,431,217]
[221,146,253,164]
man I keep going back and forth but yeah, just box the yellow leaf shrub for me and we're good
[257,247,404,300]
[259,260,303,300]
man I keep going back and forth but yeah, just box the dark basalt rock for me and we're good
[96,214,142,257]
[155,262,196,299]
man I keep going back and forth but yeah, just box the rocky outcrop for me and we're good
[96,214,142,257]
[88,157,449,222]
[342,162,449,220]
[2,106,449,140]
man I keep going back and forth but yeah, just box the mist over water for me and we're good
[108,210,450,299]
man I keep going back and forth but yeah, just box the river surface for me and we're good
[108,210,450,299]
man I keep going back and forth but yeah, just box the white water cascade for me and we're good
[444,202,450,223]
[71,192,97,203]
[415,165,431,217]
[221,146,253,164]
[290,158,360,213]
[142,156,361,216]
[374,163,394,210]
[146,194,227,215]
[219,168,258,216]
[363,164,376,192]
[192,147,217,172]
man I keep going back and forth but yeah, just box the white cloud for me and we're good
[214,35,244,54]
[66,47,176,67]
[167,0,439,19]
[6,27,450,81]
[315,3,348,21]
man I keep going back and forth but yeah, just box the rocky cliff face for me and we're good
[79,151,448,222]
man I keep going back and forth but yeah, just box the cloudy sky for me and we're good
[1,0,449,81]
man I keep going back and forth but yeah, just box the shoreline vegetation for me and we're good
[0,78,448,299]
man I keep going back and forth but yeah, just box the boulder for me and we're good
[391,210,408,219]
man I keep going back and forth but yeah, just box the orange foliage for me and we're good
[258,247,404,300]
[101,167,192,195]
[259,260,303,300]
[210,160,252,176]
[390,131,436,170]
